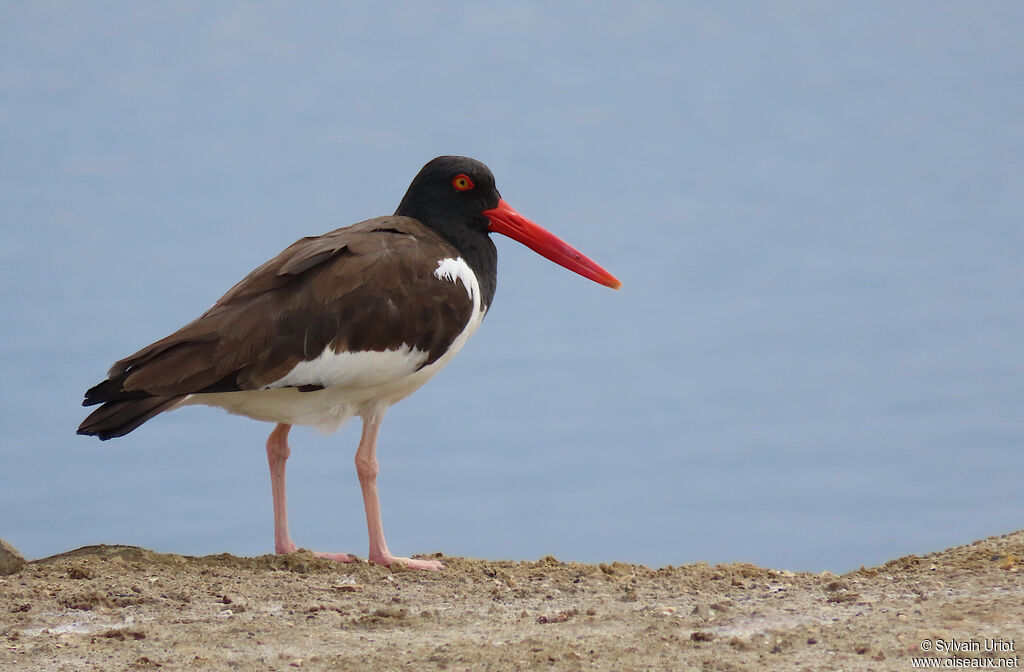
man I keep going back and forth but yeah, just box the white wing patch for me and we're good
[434,257,477,300]
[263,345,428,390]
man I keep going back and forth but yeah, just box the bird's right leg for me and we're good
[266,423,354,562]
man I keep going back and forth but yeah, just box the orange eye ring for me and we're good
[452,174,474,191]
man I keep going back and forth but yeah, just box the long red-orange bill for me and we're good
[483,199,622,290]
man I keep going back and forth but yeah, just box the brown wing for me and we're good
[83,216,475,404]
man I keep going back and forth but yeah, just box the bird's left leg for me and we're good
[266,423,354,563]
[355,406,444,570]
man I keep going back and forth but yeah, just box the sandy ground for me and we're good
[1,532,1022,671]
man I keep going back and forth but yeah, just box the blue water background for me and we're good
[1,3,1021,572]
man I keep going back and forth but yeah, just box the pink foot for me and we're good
[370,552,445,571]
[274,544,354,561]
[311,551,357,563]
[275,540,356,563]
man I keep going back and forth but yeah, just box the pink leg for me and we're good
[266,423,353,563]
[355,408,444,570]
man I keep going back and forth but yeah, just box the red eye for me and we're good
[452,174,474,191]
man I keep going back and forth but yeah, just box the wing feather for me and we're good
[85,216,475,404]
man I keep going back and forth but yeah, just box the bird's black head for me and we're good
[397,155,623,293]
[395,156,501,237]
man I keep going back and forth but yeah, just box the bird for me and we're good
[78,155,621,570]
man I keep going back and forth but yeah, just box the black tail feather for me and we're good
[82,372,154,407]
[77,396,185,440]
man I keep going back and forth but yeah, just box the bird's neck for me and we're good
[450,225,497,311]
[431,216,497,311]
[397,206,498,310]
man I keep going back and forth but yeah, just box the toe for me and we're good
[312,551,357,563]
[370,553,445,571]
[401,557,445,571]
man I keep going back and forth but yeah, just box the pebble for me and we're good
[0,538,26,575]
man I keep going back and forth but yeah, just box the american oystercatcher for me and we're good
[78,156,620,570]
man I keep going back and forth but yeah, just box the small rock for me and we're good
[0,539,26,576]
